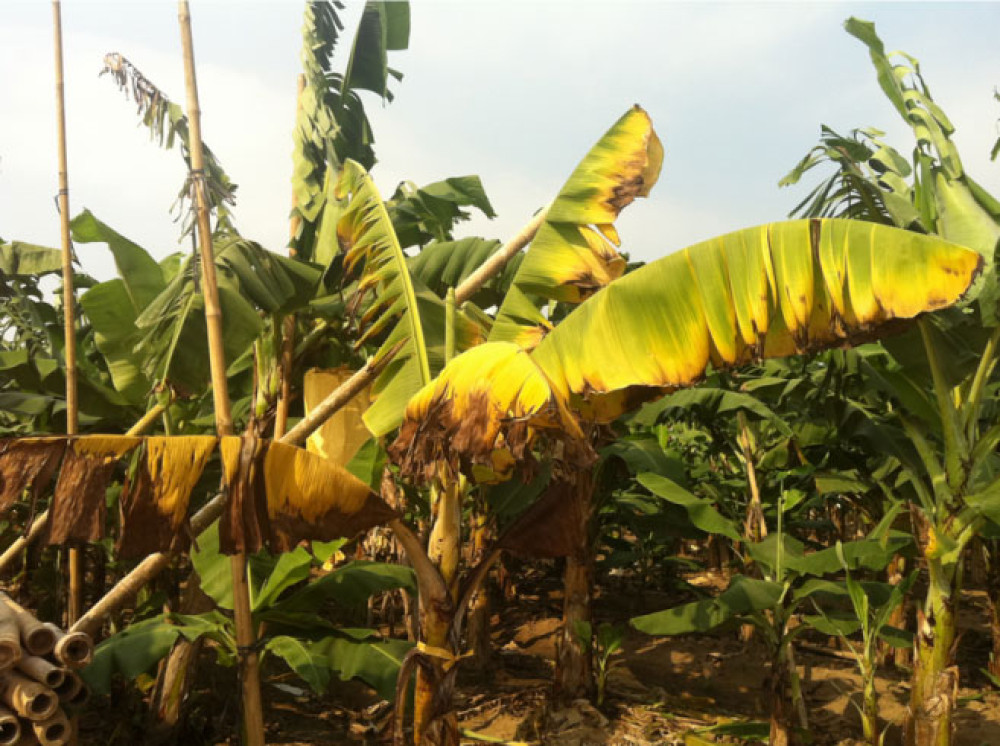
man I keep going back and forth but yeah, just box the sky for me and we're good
[1,1,999,282]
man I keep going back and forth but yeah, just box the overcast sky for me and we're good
[2,1,999,282]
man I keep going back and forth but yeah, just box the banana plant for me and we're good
[82,523,415,705]
[632,499,910,745]
[291,0,410,261]
[802,542,917,745]
[391,217,981,745]
[0,238,139,433]
[781,20,1000,744]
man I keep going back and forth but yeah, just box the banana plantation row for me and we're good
[1,2,998,745]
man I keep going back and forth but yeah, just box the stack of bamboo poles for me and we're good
[0,594,92,746]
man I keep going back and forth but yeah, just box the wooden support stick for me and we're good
[51,0,82,628]
[177,3,263,744]
[453,203,549,306]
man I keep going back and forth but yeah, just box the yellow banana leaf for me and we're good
[336,159,432,437]
[304,367,373,466]
[529,218,982,420]
[219,436,398,553]
[391,342,586,484]
[117,436,218,558]
[490,105,663,348]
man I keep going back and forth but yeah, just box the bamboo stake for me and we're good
[0,605,20,672]
[453,203,549,305]
[52,671,82,704]
[70,349,399,637]
[51,0,83,628]
[177,5,264,744]
[0,401,167,576]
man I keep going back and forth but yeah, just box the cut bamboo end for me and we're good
[0,672,58,721]
[0,598,54,659]
[15,659,62,691]
[30,707,69,746]
[42,627,91,669]
[0,705,19,746]
[52,672,80,705]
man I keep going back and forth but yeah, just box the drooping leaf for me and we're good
[490,105,663,348]
[335,159,431,436]
[310,629,412,701]
[118,436,217,558]
[391,342,585,484]
[529,219,982,421]
[217,437,398,554]
[81,616,183,695]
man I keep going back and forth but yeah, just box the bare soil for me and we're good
[80,568,1000,745]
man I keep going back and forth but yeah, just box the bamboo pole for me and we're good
[70,348,399,637]
[453,203,549,305]
[0,401,167,577]
[15,659,63,691]
[177,4,264,744]
[51,0,83,628]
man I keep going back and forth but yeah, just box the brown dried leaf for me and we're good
[47,436,141,545]
[0,437,66,515]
